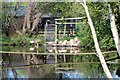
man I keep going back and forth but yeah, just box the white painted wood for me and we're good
[55,17,85,20]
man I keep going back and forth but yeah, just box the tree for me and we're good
[78,0,113,78]
[22,2,42,37]
[108,3,120,57]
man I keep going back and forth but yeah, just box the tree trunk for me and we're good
[26,54,31,65]
[109,4,120,57]
[81,0,113,78]
[32,54,40,64]
[22,2,42,37]
[29,13,42,36]
[63,22,66,37]
[22,15,27,34]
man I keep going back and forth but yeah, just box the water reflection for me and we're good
[1,46,120,79]
[116,67,120,77]
[3,69,27,78]
[2,63,120,79]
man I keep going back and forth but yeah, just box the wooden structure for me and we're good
[1,51,117,64]
[40,14,113,77]
[54,17,85,42]
[44,17,85,63]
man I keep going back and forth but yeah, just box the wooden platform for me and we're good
[55,67,74,70]
[0,51,117,55]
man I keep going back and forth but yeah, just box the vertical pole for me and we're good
[55,20,58,63]
[36,42,39,53]
[63,54,66,63]
[55,21,57,43]
[75,20,77,32]
[44,22,47,53]
[63,20,66,37]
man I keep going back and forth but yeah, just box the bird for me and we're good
[30,40,35,44]
[55,39,58,43]
[74,49,79,53]
[47,42,53,45]
[59,41,63,44]
[62,49,67,53]
[29,47,35,51]
[58,49,63,53]
[62,40,67,46]
[48,48,53,53]
[58,48,67,53]
[70,39,75,47]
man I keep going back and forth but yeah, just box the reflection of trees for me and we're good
[73,55,99,62]
[27,65,55,78]
[0,66,2,79]
[2,54,18,79]
[116,66,120,77]
[73,63,119,78]
[73,63,104,78]
[55,64,104,78]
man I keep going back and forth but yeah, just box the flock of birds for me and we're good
[47,37,80,53]
[29,37,80,53]
[29,40,39,51]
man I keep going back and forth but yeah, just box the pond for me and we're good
[2,63,120,79]
[1,46,120,79]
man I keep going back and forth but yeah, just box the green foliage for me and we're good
[1,2,119,51]
[89,3,116,50]
[75,3,117,51]
[37,2,84,18]
[73,55,99,62]
[1,34,44,45]
[73,63,104,77]
[1,2,9,36]
[75,21,94,49]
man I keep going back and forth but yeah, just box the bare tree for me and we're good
[22,2,42,37]
[7,2,23,36]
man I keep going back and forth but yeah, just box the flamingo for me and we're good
[70,39,74,53]
[29,47,35,51]
[74,49,79,53]
[58,49,63,53]
[58,48,67,53]
[48,48,54,53]
[48,49,53,53]
[59,41,63,44]
[73,37,80,46]
[30,40,35,44]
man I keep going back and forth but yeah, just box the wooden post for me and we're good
[63,20,66,37]
[75,19,77,32]
[55,21,57,43]
[44,22,47,53]
[36,42,39,53]
[63,54,66,63]
[55,21,58,63]
[80,0,113,78]
[59,30,61,39]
